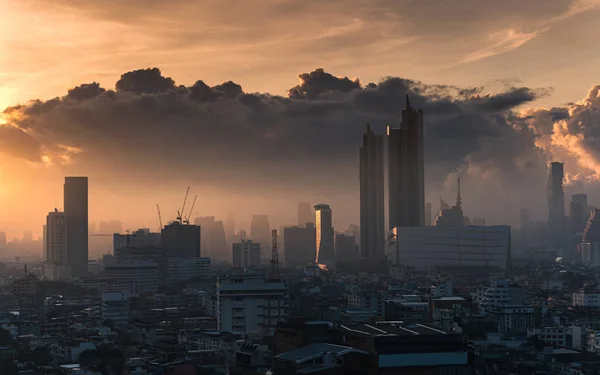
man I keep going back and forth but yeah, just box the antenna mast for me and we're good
[270,229,279,279]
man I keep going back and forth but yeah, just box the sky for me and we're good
[2,0,600,239]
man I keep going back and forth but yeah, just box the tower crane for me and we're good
[184,195,197,225]
[157,204,163,230]
[177,186,190,224]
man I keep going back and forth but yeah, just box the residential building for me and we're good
[104,261,160,294]
[573,289,600,307]
[474,278,524,314]
[167,257,211,283]
[45,209,70,280]
[64,176,89,277]
[491,305,534,333]
[217,276,288,334]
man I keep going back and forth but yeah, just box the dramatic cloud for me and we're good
[0,67,559,223]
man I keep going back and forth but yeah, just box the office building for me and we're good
[548,162,567,249]
[64,176,89,277]
[232,240,261,268]
[101,292,130,327]
[193,217,228,262]
[195,216,215,256]
[315,204,335,265]
[217,276,288,334]
[283,224,316,267]
[386,226,511,270]
[42,225,47,260]
[114,228,161,251]
[161,221,201,258]
[250,214,270,263]
[387,95,425,229]
[359,123,385,263]
[297,202,313,226]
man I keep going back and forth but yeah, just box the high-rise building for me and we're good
[225,211,235,237]
[359,123,385,263]
[64,176,89,277]
[435,179,465,227]
[424,202,432,226]
[250,214,270,263]
[548,162,566,249]
[283,223,316,267]
[315,204,335,265]
[210,221,229,262]
[195,216,216,256]
[387,94,425,229]
[232,240,261,268]
[297,202,313,226]
[570,193,589,235]
[46,209,68,264]
[161,221,201,258]
[42,225,47,260]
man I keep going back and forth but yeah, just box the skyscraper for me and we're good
[548,162,566,249]
[283,223,316,267]
[250,214,270,264]
[315,204,335,265]
[297,202,313,227]
[64,177,88,277]
[232,239,261,268]
[359,123,385,262]
[161,221,201,258]
[570,193,589,235]
[388,95,425,229]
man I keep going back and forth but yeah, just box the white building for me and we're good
[114,228,161,251]
[386,226,510,270]
[473,278,524,315]
[232,240,261,268]
[492,305,534,333]
[217,276,288,334]
[102,292,130,327]
[573,289,600,307]
[104,261,159,294]
[167,257,211,283]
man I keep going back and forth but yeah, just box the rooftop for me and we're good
[339,322,450,337]
[276,343,367,363]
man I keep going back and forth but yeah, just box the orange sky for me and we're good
[3,0,600,239]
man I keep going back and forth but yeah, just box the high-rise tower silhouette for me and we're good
[64,177,88,277]
[548,162,567,250]
[314,204,334,265]
[359,123,385,262]
[387,94,425,229]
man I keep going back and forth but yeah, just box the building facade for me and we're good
[217,276,288,334]
[283,224,316,268]
[250,214,270,264]
[161,221,201,258]
[548,162,567,250]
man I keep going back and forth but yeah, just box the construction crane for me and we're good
[157,204,163,230]
[270,229,279,279]
[184,195,197,225]
[176,186,190,224]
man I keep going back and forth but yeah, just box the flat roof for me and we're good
[276,343,367,363]
[339,322,450,337]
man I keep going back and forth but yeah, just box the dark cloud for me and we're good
[0,125,42,162]
[1,67,556,222]
[115,68,175,93]
[288,68,361,99]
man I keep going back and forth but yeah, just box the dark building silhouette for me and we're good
[583,209,600,243]
[297,202,313,227]
[64,176,88,277]
[161,221,201,258]
[424,202,432,226]
[359,124,385,263]
[315,204,335,265]
[435,179,465,227]
[250,214,270,264]
[548,162,567,249]
[283,223,316,267]
[387,94,425,229]
[210,221,229,262]
[570,193,589,235]
[335,233,358,263]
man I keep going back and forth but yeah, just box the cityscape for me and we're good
[3,1,600,375]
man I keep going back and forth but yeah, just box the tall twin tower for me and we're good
[359,94,425,263]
